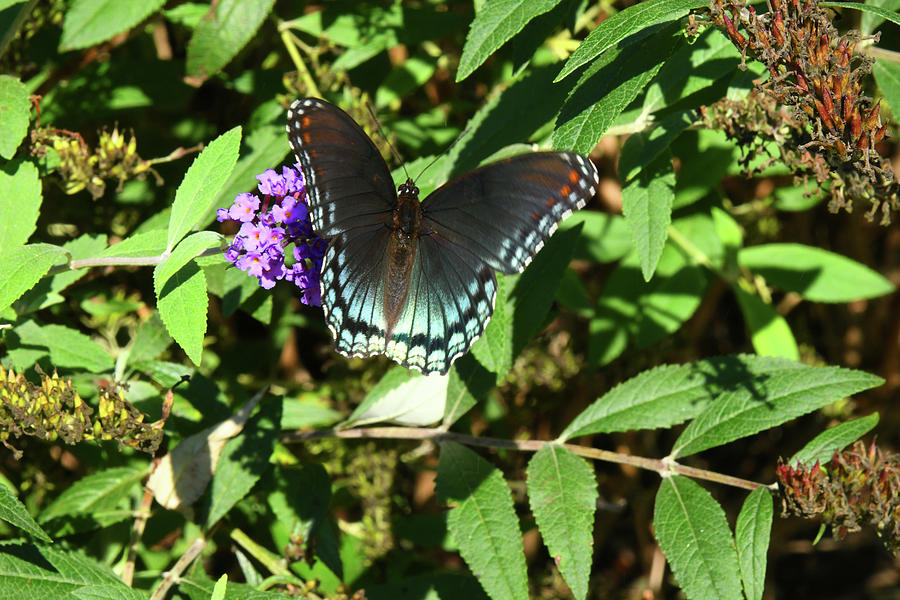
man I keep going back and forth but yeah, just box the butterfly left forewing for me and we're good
[421,151,599,274]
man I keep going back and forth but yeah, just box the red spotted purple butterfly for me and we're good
[287,97,599,375]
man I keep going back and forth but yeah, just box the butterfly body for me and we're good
[287,97,599,375]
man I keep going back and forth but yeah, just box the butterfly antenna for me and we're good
[365,101,411,181]
[413,124,473,184]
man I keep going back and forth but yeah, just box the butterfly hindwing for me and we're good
[421,152,599,274]
[287,98,397,236]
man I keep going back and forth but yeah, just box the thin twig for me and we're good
[122,487,154,586]
[283,427,768,491]
[150,536,207,600]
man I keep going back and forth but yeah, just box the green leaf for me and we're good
[0,76,30,159]
[98,229,167,259]
[186,0,276,81]
[168,126,241,251]
[789,413,879,467]
[456,0,561,81]
[211,574,227,600]
[470,273,514,376]
[732,285,799,361]
[156,231,224,291]
[672,365,883,458]
[562,211,631,263]
[0,244,67,313]
[653,476,743,600]
[204,400,281,528]
[0,542,138,597]
[128,312,172,364]
[376,56,437,107]
[60,0,166,51]
[561,354,808,441]
[822,1,900,26]
[154,260,208,366]
[510,225,580,355]
[209,125,290,226]
[555,0,707,82]
[73,585,147,600]
[0,485,50,543]
[874,58,900,134]
[619,112,694,183]
[179,575,287,599]
[11,321,113,373]
[344,368,448,427]
[0,160,40,254]
[444,355,496,427]
[621,152,674,281]
[435,442,528,600]
[738,243,895,302]
[553,24,682,154]
[772,183,826,212]
[526,445,597,600]
[735,487,773,600]
[39,466,146,528]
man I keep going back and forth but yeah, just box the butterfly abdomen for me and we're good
[383,187,422,339]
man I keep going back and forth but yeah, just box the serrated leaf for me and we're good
[179,575,286,599]
[10,321,114,373]
[510,226,580,355]
[0,542,135,597]
[732,285,799,361]
[470,273,514,376]
[619,111,693,182]
[40,466,146,525]
[435,442,528,600]
[555,0,707,81]
[562,211,631,263]
[0,485,50,543]
[526,445,596,600]
[154,260,208,365]
[0,76,30,159]
[672,366,883,458]
[0,160,40,254]
[621,152,674,281]
[168,126,241,251]
[561,354,808,441]
[156,231,224,290]
[822,1,900,26]
[60,0,166,50]
[653,476,743,600]
[553,24,681,154]
[208,125,290,227]
[344,368,448,428]
[98,229,167,259]
[186,0,276,82]
[204,400,281,528]
[0,243,67,313]
[73,584,147,600]
[735,487,772,600]
[444,355,496,427]
[738,243,895,302]
[128,312,172,364]
[456,0,561,81]
[790,413,880,468]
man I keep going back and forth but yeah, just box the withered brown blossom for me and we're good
[29,126,158,199]
[702,0,898,223]
[777,440,900,553]
[0,365,163,457]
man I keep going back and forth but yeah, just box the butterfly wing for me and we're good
[421,151,599,274]
[286,98,397,236]
[321,223,497,375]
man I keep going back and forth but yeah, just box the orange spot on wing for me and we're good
[545,198,557,208]
[302,116,311,127]
[559,184,571,196]
[568,169,580,184]
[530,210,542,222]
[302,133,312,143]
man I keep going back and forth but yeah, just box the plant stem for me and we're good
[149,536,207,600]
[122,488,154,586]
[283,427,768,491]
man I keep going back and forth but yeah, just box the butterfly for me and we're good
[287,97,599,375]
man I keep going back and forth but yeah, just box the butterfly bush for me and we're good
[217,165,325,306]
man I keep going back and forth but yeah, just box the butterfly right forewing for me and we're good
[287,98,397,237]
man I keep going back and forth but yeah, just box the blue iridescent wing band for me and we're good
[286,98,396,236]
[321,223,497,375]
[421,152,600,274]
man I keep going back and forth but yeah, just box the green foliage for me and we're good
[1,1,898,598]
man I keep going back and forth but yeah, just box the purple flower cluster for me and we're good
[217,165,326,306]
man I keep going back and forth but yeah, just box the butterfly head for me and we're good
[397,179,419,201]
